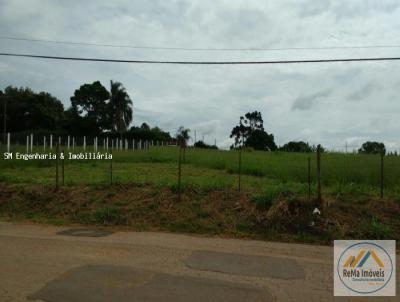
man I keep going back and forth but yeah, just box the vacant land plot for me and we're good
[2,146,400,193]
[0,146,399,245]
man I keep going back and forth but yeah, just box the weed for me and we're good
[252,185,288,209]
[114,200,129,206]
[93,207,123,225]
[363,217,394,239]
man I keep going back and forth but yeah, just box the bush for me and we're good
[194,141,218,149]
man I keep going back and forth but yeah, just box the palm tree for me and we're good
[109,81,133,136]
[176,126,190,162]
[176,126,190,147]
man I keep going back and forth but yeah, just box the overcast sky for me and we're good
[1,0,400,150]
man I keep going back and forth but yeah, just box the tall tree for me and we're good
[140,122,150,131]
[128,123,172,142]
[110,81,133,136]
[176,126,190,147]
[1,86,64,133]
[246,129,277,151]
[70,81,110,133]
[230,111,276,151]
[62,107,99,136]
[230,116,247,148]
[280,141,313,153]
[176,126,190,161]
[194,140,218,150]
[358,141,386,155]
[243,111,264,132]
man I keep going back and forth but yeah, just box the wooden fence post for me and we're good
[62,149,65,186]
[178,146,182,202]
[308,157,311,200]
[110,149,113,185]
[317,145,322,206]
[380,152,384,198]
[55,143,59,190]
[6,132,10,153]
[238,148,242,192]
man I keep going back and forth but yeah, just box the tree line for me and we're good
[230,111,388,155]
[0,81,173,142]
[0,84,390,154]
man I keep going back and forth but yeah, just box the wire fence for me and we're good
[1,133,398,204]
[0,132,175,153]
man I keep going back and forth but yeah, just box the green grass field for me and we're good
[1,145,399,198]
[1,145,399,245]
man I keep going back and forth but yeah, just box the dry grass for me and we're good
[0,183,399,246]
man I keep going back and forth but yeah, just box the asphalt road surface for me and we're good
[0,222,398,301]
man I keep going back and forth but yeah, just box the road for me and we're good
[0,222,398,301]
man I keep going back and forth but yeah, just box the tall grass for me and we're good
[1,145,399,193]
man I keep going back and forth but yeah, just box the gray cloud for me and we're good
[291,90,331,111]
[1,0,400,151]
[333,67,362,85]
[297,0,400,19]
[331,1,400,19]
[297,1,331,18]
[347,83,381,102]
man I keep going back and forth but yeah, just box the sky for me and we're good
[1,0,400,151]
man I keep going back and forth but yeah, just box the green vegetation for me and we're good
[0,85,172,143]
[0,146,399,245]
[1,146,399,195]
[230,111,277,151]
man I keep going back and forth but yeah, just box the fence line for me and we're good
[0,132,391,202]
[2,132,173,153]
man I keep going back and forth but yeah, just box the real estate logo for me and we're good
[334,240,396,296]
